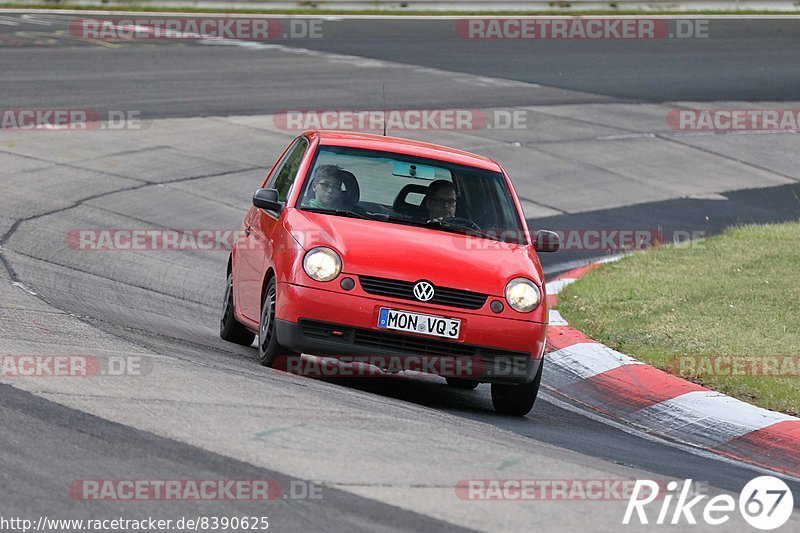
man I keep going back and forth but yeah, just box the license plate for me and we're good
[377,308,460,339]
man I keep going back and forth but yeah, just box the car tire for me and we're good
[445,377,479,390]
[490,360,543,416]
[220,272,256,346]
[258,277,291,367]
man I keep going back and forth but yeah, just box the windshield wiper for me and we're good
[303,207,506,241]
[302,207,374,221]
[347,212,431,228]
[373,214,503,241]
[424,218,498,241]
[303,208,426,228]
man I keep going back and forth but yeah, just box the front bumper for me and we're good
[275,282,546,384]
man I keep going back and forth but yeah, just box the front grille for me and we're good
[358,276,488,310]
[298,319,528,360]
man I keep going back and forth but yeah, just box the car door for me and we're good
[235,136,310,322]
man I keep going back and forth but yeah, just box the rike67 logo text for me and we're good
[624,477,793,530]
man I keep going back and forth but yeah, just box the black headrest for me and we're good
[393,183,430,211]
[339,170,360,205]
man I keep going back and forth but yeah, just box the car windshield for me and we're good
[297,145,526,243]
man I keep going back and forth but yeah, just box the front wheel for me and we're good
[220,272,256,346]
[258,278,291,367]
[491,360,543,416]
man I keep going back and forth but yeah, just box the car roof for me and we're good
[308,130,503,172]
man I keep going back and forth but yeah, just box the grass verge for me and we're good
[558,222,800,415]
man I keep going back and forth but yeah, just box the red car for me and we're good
[220,131,559,415]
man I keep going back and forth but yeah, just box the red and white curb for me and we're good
[544,262,800,478]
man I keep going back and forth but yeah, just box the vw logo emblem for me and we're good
[413,281,435,302]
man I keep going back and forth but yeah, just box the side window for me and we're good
[268,137,309,202]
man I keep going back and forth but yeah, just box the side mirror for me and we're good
[253,188,283,213]
[533,230,560,253]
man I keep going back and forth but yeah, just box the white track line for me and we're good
[539,391,800,484]
[548,309,569,326]
[19,14,53,25]
[622,390,798,448]
[548,342,643,380]
[545,278,576,295]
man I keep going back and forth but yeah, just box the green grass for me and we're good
[1,3,799,15]
[558,222,800,415]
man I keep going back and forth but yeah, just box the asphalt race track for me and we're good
[1,11,800,532]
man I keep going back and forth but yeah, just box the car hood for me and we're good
[283,209,543,297]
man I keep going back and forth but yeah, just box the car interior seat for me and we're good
[339,170,360,206]
[393,184,430,219]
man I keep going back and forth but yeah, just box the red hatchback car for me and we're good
[220,131,559,415]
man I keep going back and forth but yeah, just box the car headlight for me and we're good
[505,278,541,313]
[303,247,342,282]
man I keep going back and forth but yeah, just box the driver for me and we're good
[423,180,458,221]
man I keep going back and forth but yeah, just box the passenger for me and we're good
[308,165,345,209]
